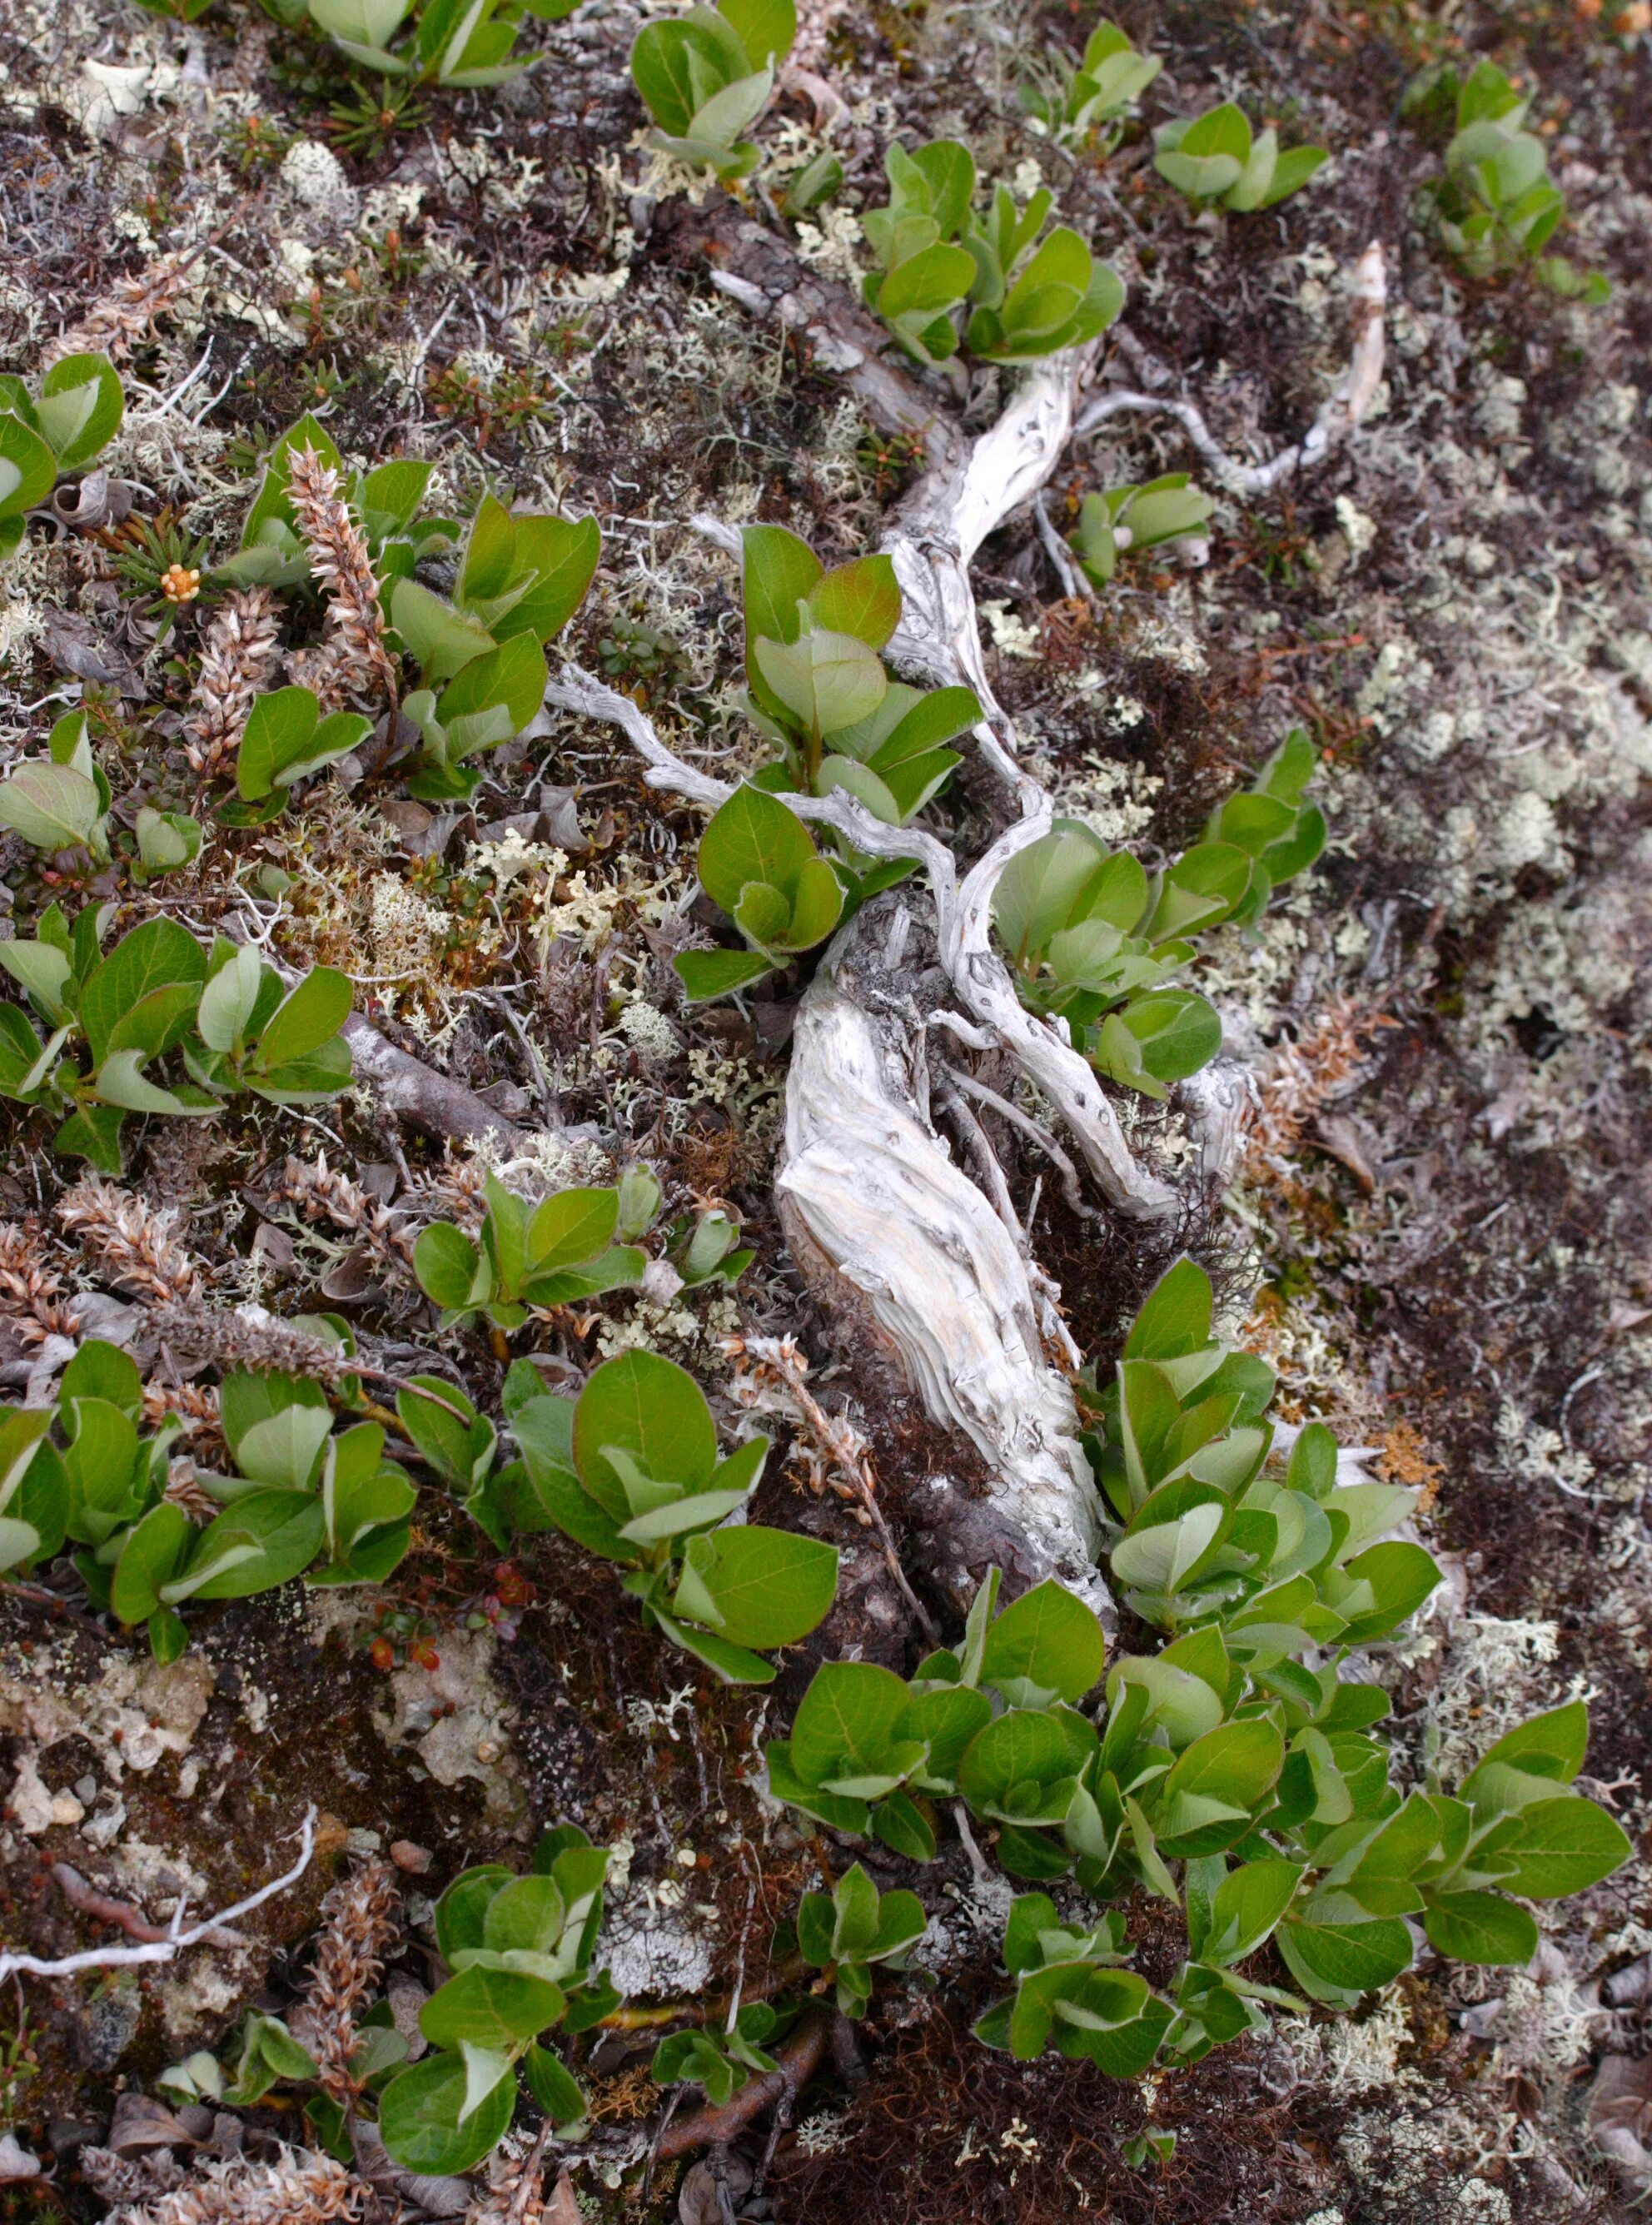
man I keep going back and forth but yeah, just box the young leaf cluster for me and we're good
[1018,18,1162,153]
[679,525,980,1003]
[376,1829,617,2172]
[440,1350,839,1684]
[862,141,1124,368]
[992,729,1323,1098]
[0,909,353,1171]
[629,0,795,180]
[1069,475,1212,588]
[796,1861,929,2017]
[0,1333,415,1663]
[412,1166,749,1333]
[0,709,200,883]
[1426,62,1609,301]
[0,352,123,563]
[306,0,576,88]
[652,2003,790,2102]
[1153,103,1327,211]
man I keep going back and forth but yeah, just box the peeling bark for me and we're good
[776,900,1112,1621]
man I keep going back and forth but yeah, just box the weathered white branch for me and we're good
[1075,241,1388,494]
[777,928,1112,1621]
[544,666,1171,1217]
[0,1805,317,1983]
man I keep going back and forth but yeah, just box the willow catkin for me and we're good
[285,444,399,709]
[185,585,282,780]
[289,1860,401,2103]
[106,2150,358,2225]
[55,1177,202,1304]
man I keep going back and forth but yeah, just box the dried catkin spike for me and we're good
[56,1177,202,1304]
[463,2146,547,2225]
[107,2149,359,2225]
[185,585,283,781]
[285,444,399,709]
[0,1222,82,1345]
[143,1301,354,1385]
[48,247,202,364]
[278,1152,419,1275]
[289,1860,401,2104]
[1244,996,1395,1170]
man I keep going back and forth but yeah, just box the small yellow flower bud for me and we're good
[161,563,202,604]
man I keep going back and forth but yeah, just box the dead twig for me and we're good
[722,1333,939,1645]
[0,1807,318,1984]
[654,2009,832,2162]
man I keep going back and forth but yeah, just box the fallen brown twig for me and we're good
[654,2008,832,2163]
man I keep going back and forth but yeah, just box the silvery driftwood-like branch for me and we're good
[0,1805,318,1983]
[545,225,1388,1605]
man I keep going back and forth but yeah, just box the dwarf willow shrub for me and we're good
[992,729,1324,1098]
[0,909,353,1171]
[411,1166,749,1332]
[1018,17,1161,153]
[0,1332,415,1660]
[678,524,982,1001]
[862,141,1124,368]
[1153,102,1327,212]
[223,416,600,804]
[1423,61,1609,301]
[189,1827,620,2171]
[0,709,201,881]
[629,0,795,180]
[1070,475,1213,588]
[0,352,123,563]
[767,1257,1631,2073]
[305,0,576,87]
[491,1349,839,1684]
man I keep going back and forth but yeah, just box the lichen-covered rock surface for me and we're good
[0,0,1649,2218]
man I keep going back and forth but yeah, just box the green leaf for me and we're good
[414,1222,484,1312]
[1465,1701,1589,1788]
[1203,1859,1304,1966]
[979,1579,1105,1705]
[0,763,103,852]
[1276,1915,1413,2003]
[671,1525,838,1647]
[754,626,888,739]
[719,0,794,68]
[1422,1891,1539,1967]
[1492,1797,1631,1899]
[522,2041,586,2124]
[809,555,901,650]
[391,577,495,684]
[168,1490,326,1600]
[37,353,123,469]
[742,524,823,667]
[575,1349,717,1511]
[437,631,547,739]
[81,919,206,1066]
[253,968,351,1073]
[674,948,774,1002]
[789,1660,913,1790]
[197,944,265,1054]
[377,2052,515,2174]
[421,1964,565,2053]
[0,413,57,523]
[958,1708,1094,1823]
[698,782,818,912]
[112,1501,192,1624]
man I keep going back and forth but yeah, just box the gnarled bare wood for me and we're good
[778,900,1111,1619]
